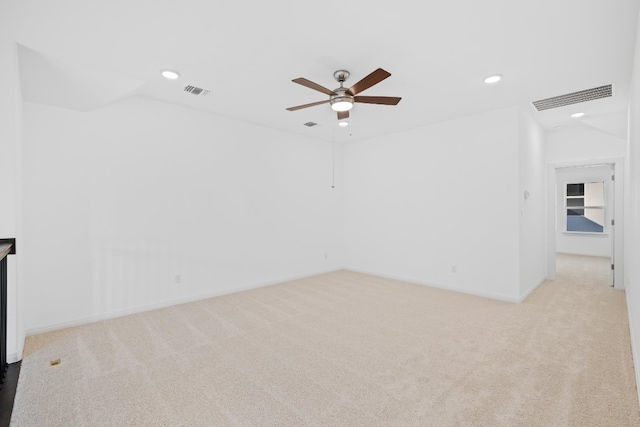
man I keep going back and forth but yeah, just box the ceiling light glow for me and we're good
[484,74,502,84]
[570,112,585,118]
[161,69,180,80]
[338,121,349,127]
[331,100,353,112]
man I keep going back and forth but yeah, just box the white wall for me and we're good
[547,126,627,163]
[625,8,640,409]
[22,97,344,333]
[555,165,613,257]
[0,6,25,362]
[0,9,18,240]
[343,107,523,302]
[518,110,547,298]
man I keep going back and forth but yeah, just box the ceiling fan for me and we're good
[286,68,401,120]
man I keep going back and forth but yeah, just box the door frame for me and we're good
[546,157,625,288]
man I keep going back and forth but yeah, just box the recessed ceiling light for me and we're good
[484,74,503,84]
[338,121,349,127]
[161,69,180,80]
[570,112,585,118]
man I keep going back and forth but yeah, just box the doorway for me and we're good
[546,159,624,289]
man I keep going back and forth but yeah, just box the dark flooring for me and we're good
[0,362,21,427]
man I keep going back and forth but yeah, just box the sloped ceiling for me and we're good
[18,44,146,111]
[7,0,640,142]
[581,114,629,139]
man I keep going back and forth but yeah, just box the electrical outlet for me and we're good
[175,274,182,284]
[324,252,328,260]
[451,265,457,273]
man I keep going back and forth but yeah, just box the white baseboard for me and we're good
[344,267,521,303]
[7,351,20,364]
[626,292,640,412]
[25,267,343,336]
[21,267,547,338]
[518,275,546,303]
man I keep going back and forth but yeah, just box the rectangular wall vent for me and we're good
[303,122,318,127]
[532,84,613,111]
[184,85,211,96]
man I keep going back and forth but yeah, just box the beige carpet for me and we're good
[11,254,640,426]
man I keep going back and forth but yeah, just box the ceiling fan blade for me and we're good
[347,68,391,95]
[292,78,337,96]
[337,110,349,120]
[286,99,331,111]
[354,96,402,105]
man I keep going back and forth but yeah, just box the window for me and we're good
[565,182,605,233]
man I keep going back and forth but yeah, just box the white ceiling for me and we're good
[8,0,640,143]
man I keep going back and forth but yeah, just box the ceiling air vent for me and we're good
[532,84,613,111]
[303,122,318,127]
[184,85,211,96]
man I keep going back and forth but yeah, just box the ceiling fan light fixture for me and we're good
[330,97,353,112]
